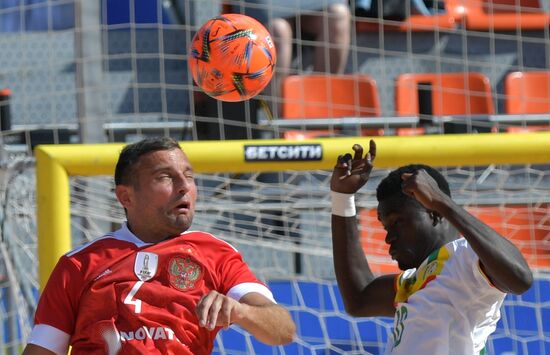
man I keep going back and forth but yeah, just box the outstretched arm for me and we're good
[401,170,533,294]
[330,141,396,317]
[196,291,295,345]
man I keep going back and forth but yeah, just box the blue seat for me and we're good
[499,304,539,335]
[520,278,550,303]
[291,309,327,346]
[214,278,550,354]
[324,314,354,340]
[268,280,301,307]
[356,318,392,354]
[280,341,317,354]
[323,314,359,352]
[297,280,342,311]
[541,306,550,337]
[538,279,550,303]
[296,281,324,310]
[250,337,279,355]
[488,334,518,355]
[214,327,250,354]
[331,283,346,312]
[526,339,550,355]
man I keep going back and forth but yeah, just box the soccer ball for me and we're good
[189,13,277,102]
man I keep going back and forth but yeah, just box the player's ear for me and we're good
[115,184,132,208]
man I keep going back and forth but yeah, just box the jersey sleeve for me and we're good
[207,238,273,302]
[34,255,84,336]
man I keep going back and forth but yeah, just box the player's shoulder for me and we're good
[181,230,239,252]
[65,236,128,258]
[65,224,148,259]
[445,238,472,255]
[443,237,479,269]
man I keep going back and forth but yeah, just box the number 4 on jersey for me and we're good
[124,281,144,314]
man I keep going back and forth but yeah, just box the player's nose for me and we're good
[176,175,192,194]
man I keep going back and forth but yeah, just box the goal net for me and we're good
[2,0,550,353]
[1,134,549,354]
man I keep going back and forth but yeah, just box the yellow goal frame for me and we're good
[35,133,550,289]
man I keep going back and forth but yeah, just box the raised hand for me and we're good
[400,169,449,212]
[330,140,376,194]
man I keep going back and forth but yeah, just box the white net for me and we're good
[1,157,549,353]
[1,0,550,353]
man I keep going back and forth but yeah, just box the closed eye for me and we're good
[156,174,172,182]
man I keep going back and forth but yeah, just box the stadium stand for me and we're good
[1,1,550,354]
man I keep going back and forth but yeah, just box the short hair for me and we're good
[376,164,451,203]
[114,137,181,186]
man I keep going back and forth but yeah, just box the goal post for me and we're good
[35,132,550,289]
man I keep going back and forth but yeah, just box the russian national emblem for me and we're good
[169,256,203,290]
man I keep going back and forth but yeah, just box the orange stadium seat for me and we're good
[505,71,550,114]
[360,205,549,271]
[505,125,550,133]
[395,127,427,136]
[458,0,550,31]
[281,74,382,139]
[467,205,550,269]
[395,71,495,116]
[504,71,550,132]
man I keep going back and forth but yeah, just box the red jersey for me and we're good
[28,224,273,355]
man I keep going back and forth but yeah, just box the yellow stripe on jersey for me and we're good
[394,245,451,304]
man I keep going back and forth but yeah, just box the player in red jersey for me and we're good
[23,137,296,355]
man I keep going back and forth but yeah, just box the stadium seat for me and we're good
[458,0,550,31]
[505,71,550,114]
[214,327,250,353]
[267,280,301,307]
[505,125,550,133]
[504,71,550,132]
[395,127,427,136]
[290,309,327,345]
[542,305,550,337]
[466,205,550,269]
[281,74,382,139]
[503,304,540,333]
[488,334,517,354]
[323,314,358,352]
[356,318,392,353]
[395,71,495,116]
[296,281,340,311]
[518,277,550,303]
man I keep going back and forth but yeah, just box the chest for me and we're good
[78,245,220,316]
